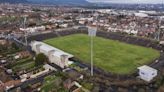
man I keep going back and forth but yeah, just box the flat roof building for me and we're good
[138,65,158,82]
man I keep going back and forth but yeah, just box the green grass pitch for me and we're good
[44,34,160,74]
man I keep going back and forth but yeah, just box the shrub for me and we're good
[35,53,47,66]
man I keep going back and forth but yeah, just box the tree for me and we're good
[11,42,19,50]
[92,85,100,92]
[35,53,47,66]
[53,77,62,87]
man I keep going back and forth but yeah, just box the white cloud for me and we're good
[87,0,164,4]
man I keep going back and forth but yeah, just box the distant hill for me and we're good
[0,0,28,3]
[27,0,89,5]
[0,0,90,5]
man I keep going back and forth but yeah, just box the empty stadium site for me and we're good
[28,29,164,75]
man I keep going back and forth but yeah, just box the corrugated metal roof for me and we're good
[32,41,73,58]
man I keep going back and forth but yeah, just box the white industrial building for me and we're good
[138,65,158,82]
[30,41,74,68]
[20,26,46,34]
[134,13,148,18]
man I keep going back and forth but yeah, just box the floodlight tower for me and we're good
[23,16,28,46]
[155,17,162,41]
[157,18,162,41]
[88,11,98,76]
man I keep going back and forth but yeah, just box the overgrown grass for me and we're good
[12,57,35,72]
[41,76,68,92]
[44,34,160,74]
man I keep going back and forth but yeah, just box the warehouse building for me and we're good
[30,41,74,68]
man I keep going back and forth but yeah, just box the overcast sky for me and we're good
[87,0,164,4]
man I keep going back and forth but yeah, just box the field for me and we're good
[11,57,35,72]
[41,75,57,92]
[41,75,68,92]
[44,34,160,74]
